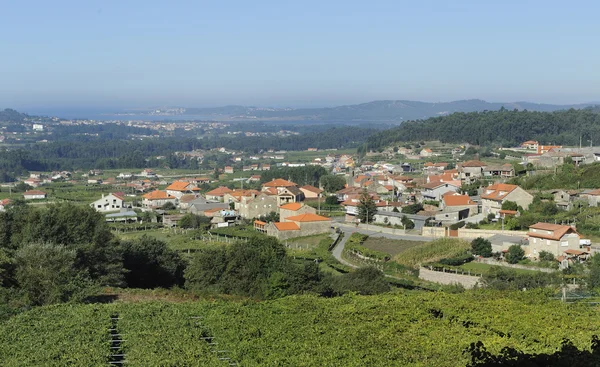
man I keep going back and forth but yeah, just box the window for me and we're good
[561,241,568,247]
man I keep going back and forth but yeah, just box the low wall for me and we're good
[423,227,528,240]
[418,267,482,289]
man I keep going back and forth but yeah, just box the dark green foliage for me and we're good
[538,251,555,262]
[15,243,90,306]
[325,195,339,205]
[471,237,492,257]
[262,211,280,222]
[401,215,415,229]
[321,267,390,296]
[357,190,377,223]
[588,254,600,290]
[122,236,185,289]
[465,336,600,367]
[402,203,423,214]
[501,201,518,211]
[482,266,560,290]
[392,206,400,213]
[161,201,176,210]
[366,108,600,148]
[178,213,211,229]
[438,252,474,266]
[505,245,525,264]
[449,221,466,230]
[321,175,347,193]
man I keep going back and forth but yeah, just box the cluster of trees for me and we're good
[260,166,329,187]
[185,236,389,298]
[366,107,600,149]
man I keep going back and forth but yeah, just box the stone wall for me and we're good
[418,267,482,289]
[423,227,528,240]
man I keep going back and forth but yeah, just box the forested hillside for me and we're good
[366,107,600,149]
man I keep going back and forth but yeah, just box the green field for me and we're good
[361,237,425,257]
[2,290,599,366]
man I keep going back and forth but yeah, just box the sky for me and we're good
[1,0,600,111]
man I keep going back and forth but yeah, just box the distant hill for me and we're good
[365,107,600,149]
[184,99,599,122]
[0,108,30,123]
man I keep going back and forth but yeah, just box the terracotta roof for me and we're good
[166,181,191,191]
[481,183,519,201]
[263,178,297,187]
[285,213,331,222]
[443,195,475,206]
[23,190,46,195]
[587,189,600,196]
[206,186,233,197]
[263,187,279,195]
[254,220,266,226]
[528,222,580,241]
[179,194,197,203]
[112,192,126,201]
[300,185,323,194]
[461,160,487,167]
[499,209,518,215]
[280,202,302,211]
[274,222,300,231]
[142,190,174,200]
[521,140,538,145]
[564,249,586,256]
[0,198,11,205]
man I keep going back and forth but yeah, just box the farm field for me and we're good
[1,290,599,366]
[361,237,425,257]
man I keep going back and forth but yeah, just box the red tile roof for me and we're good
[529,222,580,241]
[481,183,518,201]
[166,181,191,191]
[23,190,46,196]
[142,190,174,200]
[285,213,331,222]
[206,186,233,197]
[301,185,323,194]
[274,222,300,231]
[443,195,475,206]
[263,179,297,187]
[280,202,302,211]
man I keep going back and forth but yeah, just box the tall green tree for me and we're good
[357,190,377,223]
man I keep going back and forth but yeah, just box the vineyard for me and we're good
[1,290,599,366]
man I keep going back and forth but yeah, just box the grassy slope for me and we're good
[2,290,599,367]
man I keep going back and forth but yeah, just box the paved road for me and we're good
[331,223,433,267]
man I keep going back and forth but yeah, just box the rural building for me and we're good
[527,222,586,258]
[481,183,533,215]
[420,181,461,201]
[205,186,233,201]
[142,190,177,209]
[165,181,199,199]
[23,190,47,200]
[458,160,487,184]
[279,202,316,220]
[300,185,323,199]
[266,213,331,240]
[90,193,126,212]
[238,193,278,219]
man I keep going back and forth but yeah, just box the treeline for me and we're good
[0,202,390,318]
[366,107,600,149]
[260,166,329,187]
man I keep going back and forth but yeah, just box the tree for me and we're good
[320,175,347,193]
[162,201,176,210]
[179,213,211,229]
[402,203,423,215]
[122,236,185,288]
[538,250,555,262]
[357,190,377,223]
[15,243,87,306]
[325,195,339,205]
[392,206,399,213]
[471,237,492,257]
[401,215,415,229]
[505,245,525,264]
[263,211,280,222]
[588,254,600,290]
[501,200,519,211]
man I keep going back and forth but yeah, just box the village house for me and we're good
[521,140,539,150]
[205,186,233,202]
[527,222,587,259]
[420,181,461,201]
[141,190,177,209]
[458,160,487,184]
[279,202,317,220]
[423,162,448,174]
[238,193,278,219]
[165,181,199,199]
[262,178,304,205]
[420,148,434,157]
[139,169,157,178]
[224,166,234,174]
[0,198,11,212]
[481,183,533,215]
[483,164,515,179]
[435,193,478,222]
[300,185,323,200]
[90,193,126,213]
[265,213,332,240]
[23,190,47,200]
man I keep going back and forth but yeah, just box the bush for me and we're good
[487,213,496,221]
[438,252,474,266]
[539,250,555,262]
[325,195,339,205]
[465,222,480,229]
[449,221,465,230]
[401,215,415,229]
[505,245,525,264]
[471,237,492,257]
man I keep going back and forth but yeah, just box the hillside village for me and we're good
[2,139,600,273]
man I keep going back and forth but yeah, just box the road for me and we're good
[331,222,433,267]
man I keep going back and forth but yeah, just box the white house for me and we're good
[90,193,125,213]
[23,190,47,200]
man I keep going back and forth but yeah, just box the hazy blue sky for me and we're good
[1,0,599,110]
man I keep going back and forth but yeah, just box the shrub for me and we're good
[471,237,492,257]
[505,245,525,264]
